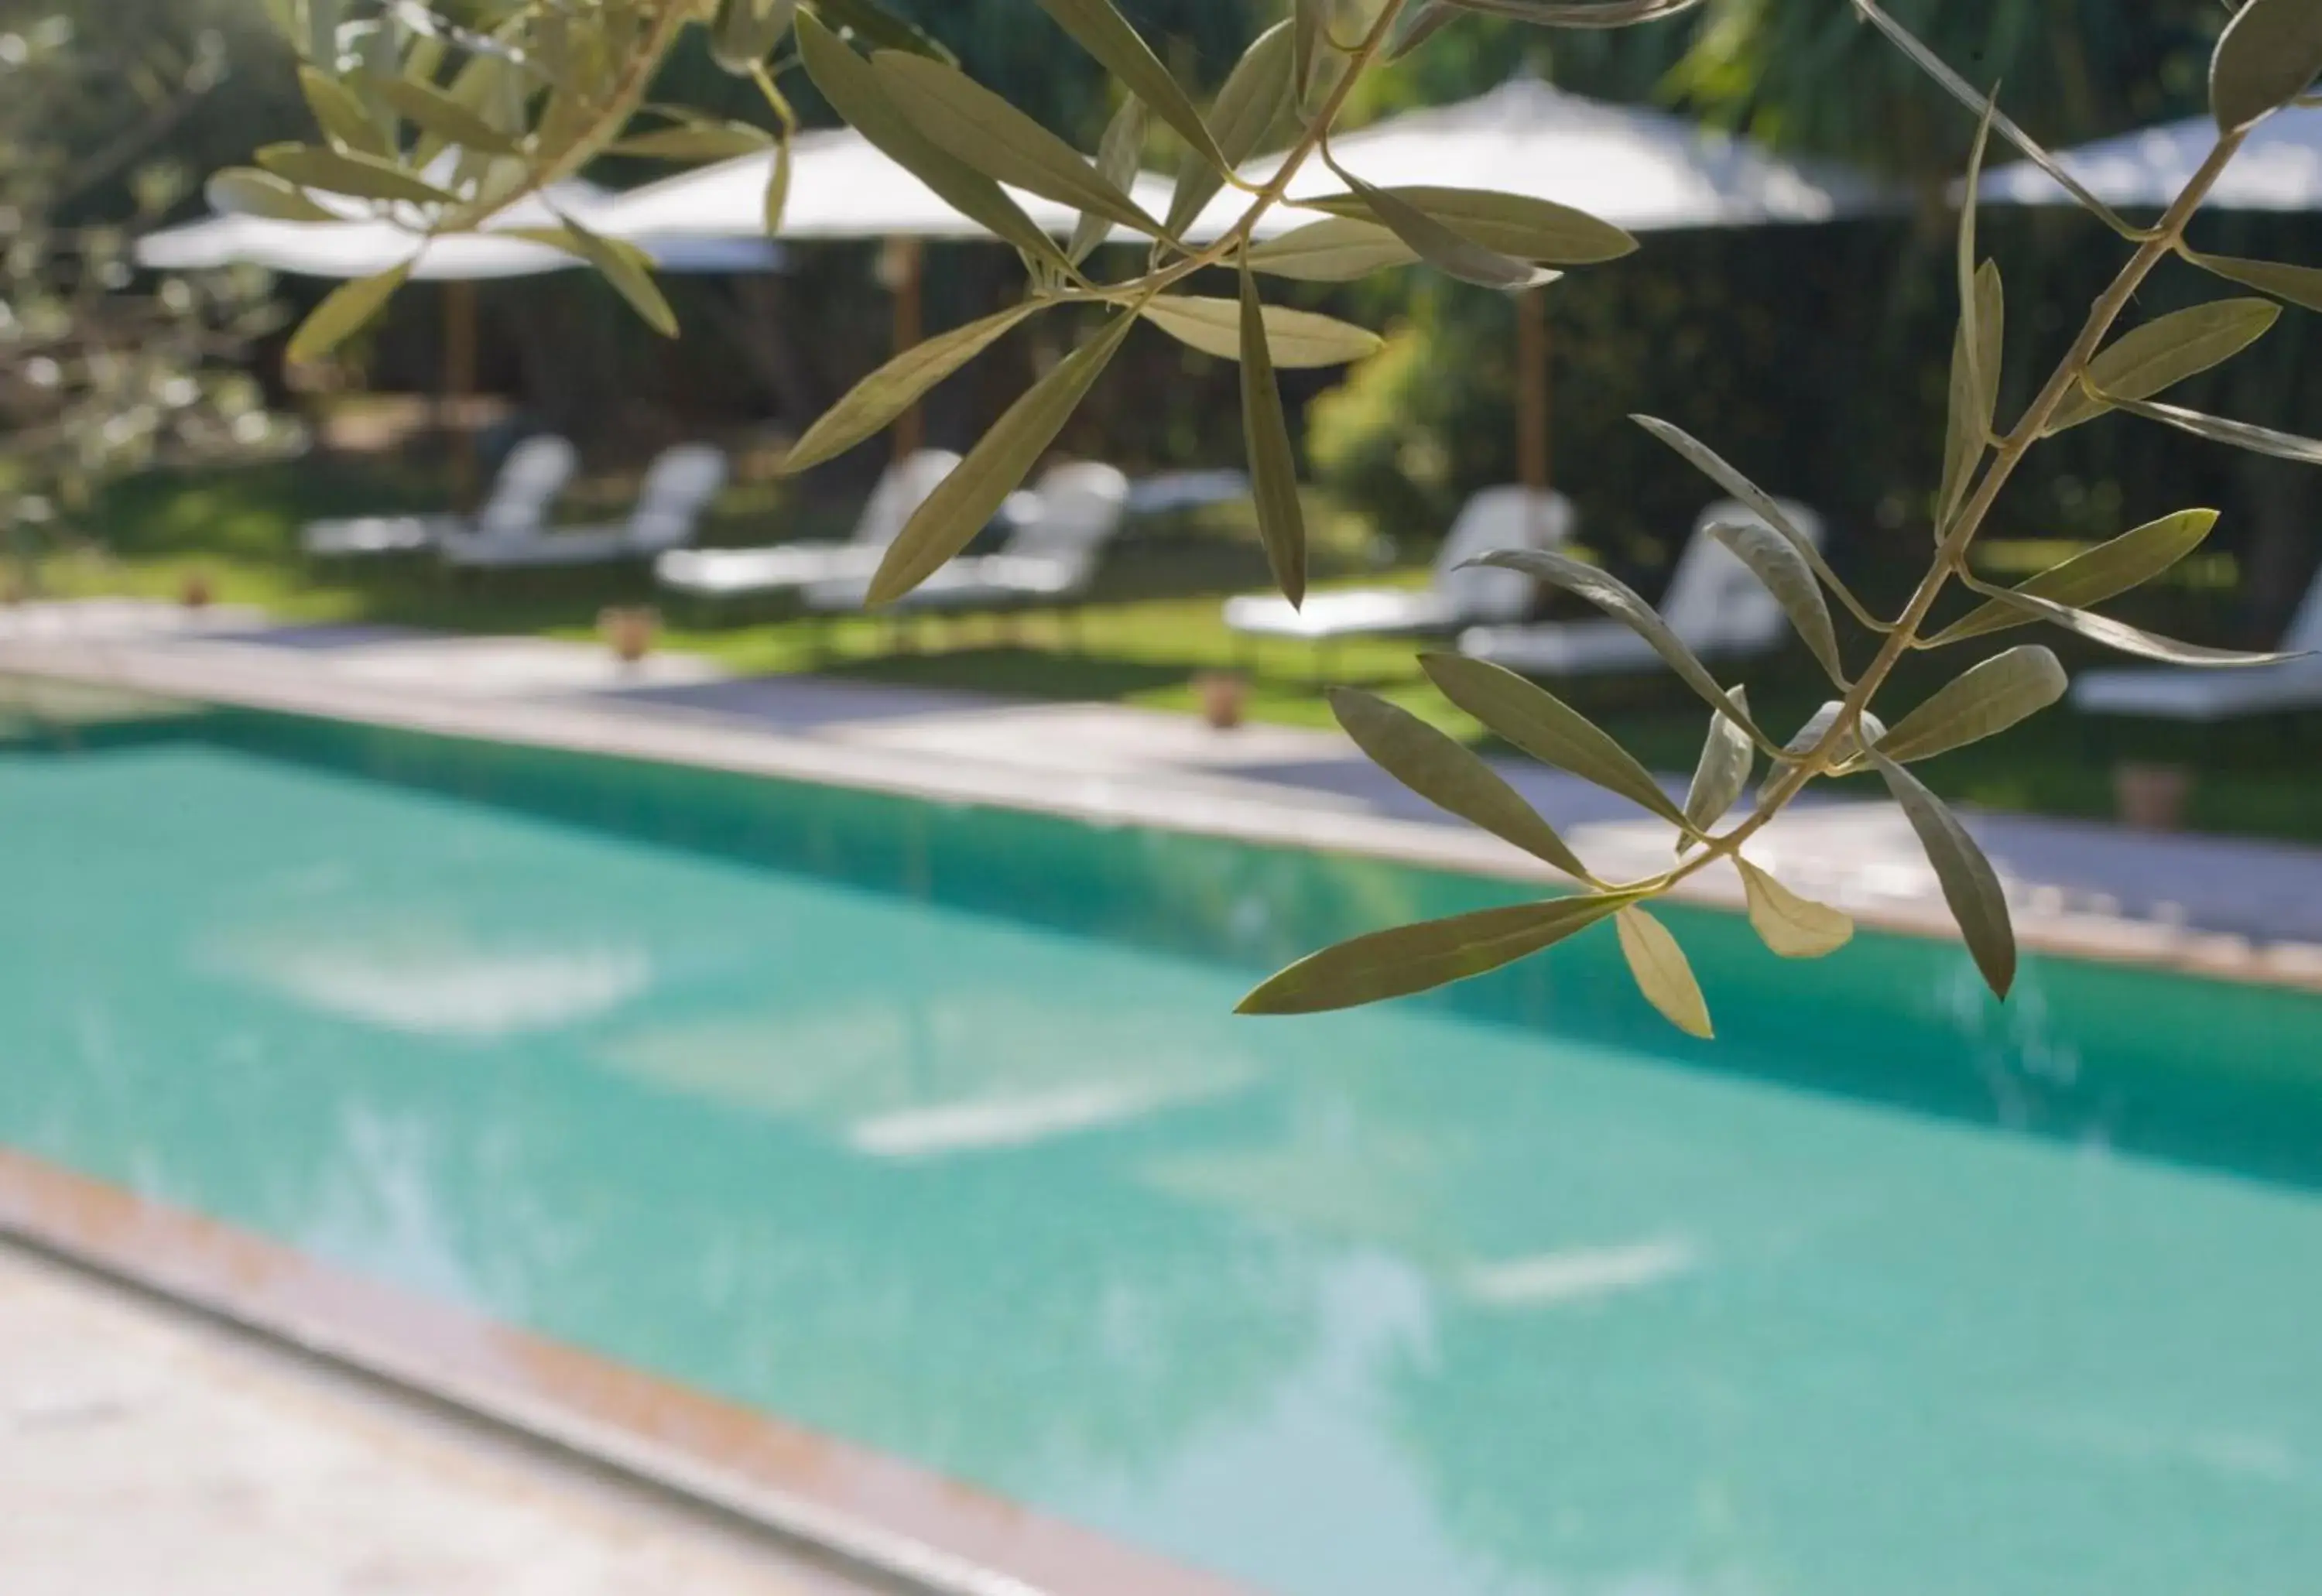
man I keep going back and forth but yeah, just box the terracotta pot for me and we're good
[2114,761,2191,831]
[1195,670,1246,731]
[179,570,214,610]
[599,604,659,665]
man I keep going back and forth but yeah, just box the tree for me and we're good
[206,0,2322,1038]
[0,1,302,570]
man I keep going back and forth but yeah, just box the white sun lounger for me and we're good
[440,444,727,570]
[301,434,577,558]
[654,449,961,602]
[804,461,1132,616]
[1461,498,1826,676]
[1223,485,1575,643]
[2074,563,2322,720]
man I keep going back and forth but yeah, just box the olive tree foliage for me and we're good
[241,0,2322,1036]
[0,2,299,559]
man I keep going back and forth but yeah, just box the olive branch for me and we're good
[239,0,2322,1037]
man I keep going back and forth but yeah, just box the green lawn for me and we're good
[22,454,2320,847]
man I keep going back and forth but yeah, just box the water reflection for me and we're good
[214,922,653,1040]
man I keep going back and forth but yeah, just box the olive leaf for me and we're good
[286,262,412,363]
[1246,216,1420,280]
[1467,547,1768,743]
[1630,415,1885,632]
[300,66,392,157]
[2046,300,2279,433]
[303,0,339,64]
[1327,687,1591,880]
[1447,0,1710,23]
[795,13,1067,272]
[1929,509,2218,645]
[1030,0,1228,174]
[1390,2,1458,58]
[1420,653,1694,827]
[610,121,776,160]
[1328,169,1556,290]
[1240,258,1308,606]
[2183,251,2322,314]
[1956,90,1992,347]
[1940,259,2005,525]
[1238,892,1639,1015]
[1293,0,1326,98]
[1070,95,1146,265]
[875,53,1163,237]
[553,215,677,336]
[1707,519,1845,683]
[1875,645,2066,764]
[1142,295,1382,367]
[1953,574,2307,666]
[785,304,1043,471]
[1165,22,1294,239]
[765,128,795,228]
[375,74,521,156]
[1845,0,2136,237]
[1770,701,1887,779]
[2102,392,2322,467]
[2210,0,2322,132]
[1615,906,1713,1039]
[870,312,1135,604]
[207,168,340,222]
[1679,684,1752,849]
[811,0,954,61]
[1737,859,1853,959]
[1872,750,2016,1000]
[710,0,799,75]
[257,142,453,205]
[1306,187,1635,265]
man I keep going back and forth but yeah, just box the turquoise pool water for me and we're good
[2,704,2320,1595]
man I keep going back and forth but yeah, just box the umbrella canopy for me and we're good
[135,170,779,280]
[605,125,1176,242]
[1206,77,1895,241]
[1981,108,2322,211]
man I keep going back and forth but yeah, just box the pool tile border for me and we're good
[0,1148,1257,1596]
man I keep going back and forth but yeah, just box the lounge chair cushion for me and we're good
[2073,659,2322,721]
[1223,587,1459,639]
[659,543,889,595]
[1454,497,1824,676]
[1459,618,1658,673]
[302,514,458,557]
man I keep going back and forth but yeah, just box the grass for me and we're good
[21,454,2322,848]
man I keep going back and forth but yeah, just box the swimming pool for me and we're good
[2,697,2319,1595]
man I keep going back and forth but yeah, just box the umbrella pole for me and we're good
[1517,285,1550,495]
[443,278,479,508]
[890,237,925,461]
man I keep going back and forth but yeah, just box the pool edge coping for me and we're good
[0,1146,1260,1596]
[3,635,2318,998]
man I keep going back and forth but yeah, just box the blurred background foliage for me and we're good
[29,0,2319,645]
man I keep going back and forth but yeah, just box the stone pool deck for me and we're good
[0,1238,861,1596]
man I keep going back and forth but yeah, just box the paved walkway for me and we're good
[0,1242,855,1596]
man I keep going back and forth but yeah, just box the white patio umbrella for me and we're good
[604,128,1177,456]
[1195,77,1896,492]
[1214,77,1889,238]
[138,167,779,493]
[1979,107,2322,211]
